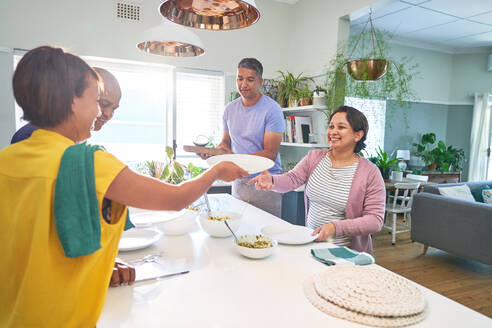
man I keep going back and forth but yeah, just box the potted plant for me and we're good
[429,141,465,172]
[275,70,313,108]
[372,146,399,180]
[322,25,419,119]
[413,133,466,172]
[296,84,312,106]
[413,133,437,170]
[312,85,327,107]
[136,146,206,184]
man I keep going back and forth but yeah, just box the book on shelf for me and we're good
[284,116,293,143]
[294,116,312,144]
[283,115,313,144]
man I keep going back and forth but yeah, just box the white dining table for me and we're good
[98,194,491,327]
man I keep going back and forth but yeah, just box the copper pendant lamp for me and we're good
[136,20,205,57]
[159,0,260,31]
[346,12,389,81]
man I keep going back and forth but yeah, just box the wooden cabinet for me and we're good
[421,172,461,184]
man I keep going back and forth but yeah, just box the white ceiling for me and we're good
[350,0,492,53]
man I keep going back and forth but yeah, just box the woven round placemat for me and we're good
[304,277,427,327]
[313,266,426,317]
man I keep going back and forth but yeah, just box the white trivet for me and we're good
[313,266,426,317]
[304,277,427,327]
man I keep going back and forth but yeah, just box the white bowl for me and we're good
[160,209,197,236]
[198,210,242,237]
[234,235,277,259]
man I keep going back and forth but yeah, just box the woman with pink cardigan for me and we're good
[249,106,386,254]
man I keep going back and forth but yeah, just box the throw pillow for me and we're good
[438,184,475,202]
[471,185,491,203]
[483,189,492,204]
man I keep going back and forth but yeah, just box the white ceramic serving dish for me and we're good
[261,223,318,245]
[234,234,277,259]
[206,154,274,174]
[160,209,197,236]
[118,228,163,251]
[198,210,242,237]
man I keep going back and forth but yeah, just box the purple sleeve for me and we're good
[265,104,285,133]
[223,106,229,132]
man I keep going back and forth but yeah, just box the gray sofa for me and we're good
[411,180,492,265]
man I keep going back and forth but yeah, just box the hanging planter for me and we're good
[347,59,389,81]
[346,12,389,81]
[321,10,420,119]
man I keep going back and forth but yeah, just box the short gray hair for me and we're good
[238,58,263,79]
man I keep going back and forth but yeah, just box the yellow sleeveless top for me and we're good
[0,129,127,327]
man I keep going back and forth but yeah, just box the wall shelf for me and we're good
[282,105,327,113]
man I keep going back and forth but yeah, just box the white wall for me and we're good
[388,44,492,105]
[388,43,453,104]
[286,0,374,77]
[0,49,15,147]
[0,0,378,148]
[450,53,492,104]
[0,0,293,77]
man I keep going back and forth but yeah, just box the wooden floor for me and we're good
[372,228,492,318]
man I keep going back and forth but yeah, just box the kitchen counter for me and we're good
[99,194,491,327]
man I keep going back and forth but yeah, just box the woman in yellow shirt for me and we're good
[0,46,247,327]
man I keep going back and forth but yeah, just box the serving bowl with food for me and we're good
[234,234,277,259]
[198,210,242,237]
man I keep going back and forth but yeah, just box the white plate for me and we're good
[118,228,163,251]
[129,208,185,227]
[206,154,274,174]
[261,223,318,245]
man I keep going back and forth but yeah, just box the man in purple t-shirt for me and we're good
[216,58,285,216]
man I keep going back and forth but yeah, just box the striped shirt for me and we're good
[305,154,358,246]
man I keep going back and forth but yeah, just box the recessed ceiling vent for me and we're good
[116,2,142,22]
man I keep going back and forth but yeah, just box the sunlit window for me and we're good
[84,57,172,164]
[12,54,225,170]
[175,68,225,166]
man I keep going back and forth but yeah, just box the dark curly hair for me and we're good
[329,106,369,153]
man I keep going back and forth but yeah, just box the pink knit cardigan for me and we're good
[272,150,386,253]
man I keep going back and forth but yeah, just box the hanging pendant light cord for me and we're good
[348,10,384,59]
[369,14,384,58]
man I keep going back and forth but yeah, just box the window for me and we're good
[83,57,173,164]
[12,53,225,169]
[14,53,26,130]
[175,68,225,164]
[344,97,386,156]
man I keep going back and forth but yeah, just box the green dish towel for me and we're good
[54,142,133,258]
[311,246,375,266]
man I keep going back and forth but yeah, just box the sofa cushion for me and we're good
[471,184,491,203]
[438,184,475,202]
[483,189,492,204]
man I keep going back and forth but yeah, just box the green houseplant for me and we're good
[296,84,312,106]
[322,25,419,119]
[275,70,313,108]
[137,146,205,184]
[413,132,436,168]
[413,133,466,172]
[369,146,399,179]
